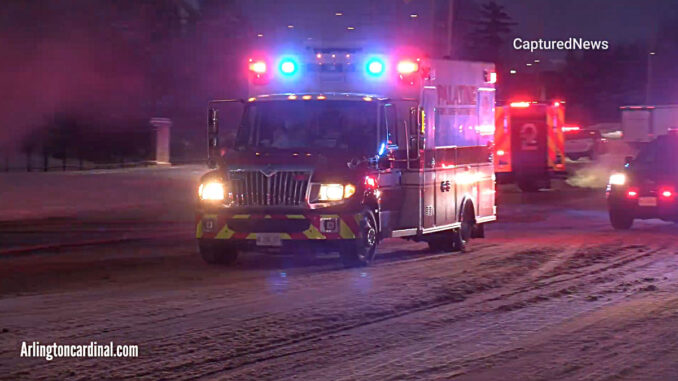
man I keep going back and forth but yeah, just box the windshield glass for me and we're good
[633,136,678,173]
[235,100,378,155]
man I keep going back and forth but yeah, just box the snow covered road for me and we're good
[2,178,678,380]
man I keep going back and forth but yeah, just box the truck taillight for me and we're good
[660,188,673,199]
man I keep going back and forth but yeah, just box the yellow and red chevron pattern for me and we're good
[494,106,512,173]
[196,213,360,240]
[546,105,566,172]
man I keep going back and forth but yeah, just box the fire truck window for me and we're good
[236,100,377,155]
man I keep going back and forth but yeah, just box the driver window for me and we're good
[381,104,398,147]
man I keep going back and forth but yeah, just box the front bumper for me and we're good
[196,211,362,242]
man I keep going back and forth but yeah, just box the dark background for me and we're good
[1,0,676,164]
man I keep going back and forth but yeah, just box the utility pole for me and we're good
[446,0,454,58]
[646,51,655,104]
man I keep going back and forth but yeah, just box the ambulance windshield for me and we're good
[235,100,378,155]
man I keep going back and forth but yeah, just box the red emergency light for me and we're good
[364,175,378,189]
[509,101,531,108]
[397,60,419,75]
[248,58,269,84]
[248,60,267,74]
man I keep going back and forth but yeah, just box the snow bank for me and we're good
[0,165,206,222]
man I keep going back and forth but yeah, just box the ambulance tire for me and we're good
[340,209,378,268]
[452,205,475,252]
[199,242,239,265]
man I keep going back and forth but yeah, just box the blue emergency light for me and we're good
[366,58,385,77]
[278,58,299,76]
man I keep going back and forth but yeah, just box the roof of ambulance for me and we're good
[249,93,391,101]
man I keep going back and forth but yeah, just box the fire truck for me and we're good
[494,101,566,192]
[195,48,497,267]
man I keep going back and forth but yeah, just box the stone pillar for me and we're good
[150,117,171,165]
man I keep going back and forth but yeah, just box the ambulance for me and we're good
[196,48,497,267]
[494,101,566,191]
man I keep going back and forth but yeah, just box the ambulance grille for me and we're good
[229,170,310,207]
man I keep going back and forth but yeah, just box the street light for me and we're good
[646,51,655,103]
[335,12,343,16]
[510,69,517,74]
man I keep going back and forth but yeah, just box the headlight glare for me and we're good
[199,181,225,201]
[319,184,345,201]
[609,173,626,186]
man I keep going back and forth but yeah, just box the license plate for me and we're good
[638,197,657,207]
[256,233,282,247]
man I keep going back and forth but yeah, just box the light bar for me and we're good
[562,125,581,132]
[510,101,531,108]
[397,60,419,75]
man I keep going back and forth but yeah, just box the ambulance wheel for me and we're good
[340,210,378,267]
[199,242,239,265]
[452,206,475,252]
[609,209,633,230]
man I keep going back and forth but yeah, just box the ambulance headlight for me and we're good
[199,181,225,201]
[609,173,626,186]
[318,184,356,201]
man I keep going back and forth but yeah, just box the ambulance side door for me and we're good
[377,103,404,236]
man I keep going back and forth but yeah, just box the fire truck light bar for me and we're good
[509,101,531,108]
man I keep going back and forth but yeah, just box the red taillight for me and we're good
[627,190,639,198]
[364,176,378,189]
[660,189,673,198]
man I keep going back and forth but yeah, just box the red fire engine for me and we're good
[196,48,497,267]
[494,101,566,191]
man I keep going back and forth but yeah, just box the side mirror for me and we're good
[207,108,219,168]
[624,156,633,166]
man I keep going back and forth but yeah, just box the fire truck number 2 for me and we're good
[520,123,538,151]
